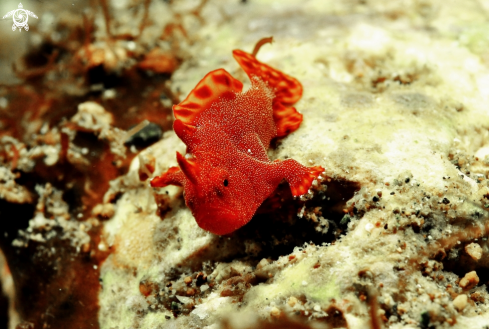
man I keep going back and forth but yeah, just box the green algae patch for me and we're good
[99,269,144,329]
[302,276,340,302]
[284,257,340,302]
[99,263,173,329]
[245,255,340,309]
[458,24,489,57]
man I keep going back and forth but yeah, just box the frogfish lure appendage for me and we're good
[151,41,324,235]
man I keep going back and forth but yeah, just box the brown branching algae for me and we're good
[2,0,489,328]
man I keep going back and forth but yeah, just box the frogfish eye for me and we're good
[223,179,229,187]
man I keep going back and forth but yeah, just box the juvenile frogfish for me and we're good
[151,41,324,235]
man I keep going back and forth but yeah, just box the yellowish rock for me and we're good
[459,271,479,290]
[287,296,298,307]
[453,294,468,312]
[465,243,482,261]
[270,307,281,318]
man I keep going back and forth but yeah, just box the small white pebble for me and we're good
[93,265,98,270]
[90,83,104,92]
[270,307,280,317]
[98,242,108,252]
[465,243,482,261]
[103,89,116,99]
[313,305,321,312]
[0,97,8,109]
[302,281,308,286]
[365,223,374,232]
[257,258,269,269]
[298,206,305,218]
[288,296,297,307]
[40,124,49,134]
[126,41,136,50]
[453,294,468,311]
[200,284,209,292]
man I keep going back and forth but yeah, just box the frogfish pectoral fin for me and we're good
[279,159,324,197]
[150,166,185,187]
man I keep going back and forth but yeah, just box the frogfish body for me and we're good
[151,47,324,235]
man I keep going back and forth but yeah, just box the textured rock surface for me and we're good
[98,0,489,328]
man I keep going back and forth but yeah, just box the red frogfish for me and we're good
[151,43,324,235]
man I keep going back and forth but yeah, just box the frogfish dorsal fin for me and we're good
[173,68,244,126]
[232,49,303,138]
[173,119,198,148]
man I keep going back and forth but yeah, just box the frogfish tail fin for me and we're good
[273,102,303,138]
[232,49,304,138]
[232,49,302,106]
